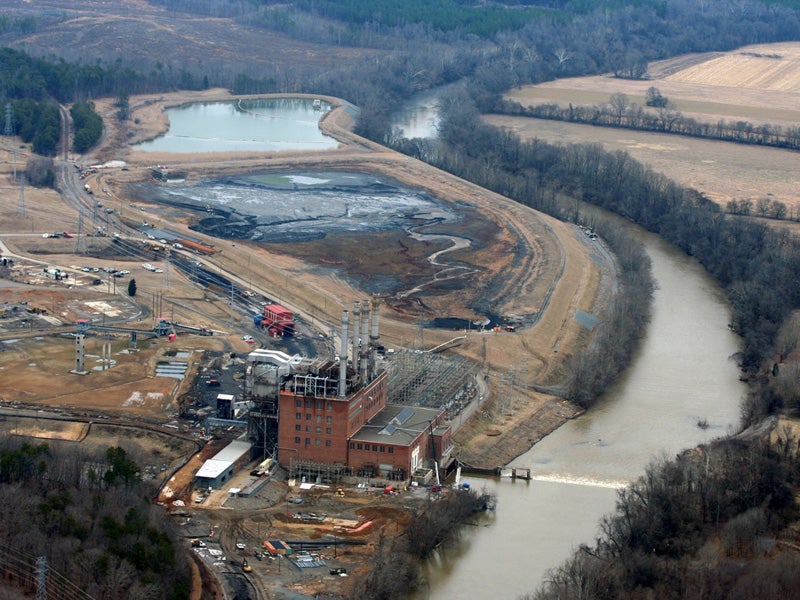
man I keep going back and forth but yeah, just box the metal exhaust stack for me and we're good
[338,310,349,397]
[370,296,381,378]
[360,300,370,384]
[351,301,361,383]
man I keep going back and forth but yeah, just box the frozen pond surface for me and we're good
[133,98,339,153]
[137,171,459,243]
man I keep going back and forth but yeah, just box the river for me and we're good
[416,230,745,599]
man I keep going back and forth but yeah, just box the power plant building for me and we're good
[245,298,453,483]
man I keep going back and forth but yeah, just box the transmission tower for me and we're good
[17,176,25,216]
[4,102,13,137]
[35,555,47,600]
[75,208,86,254]
[163,249,171,290]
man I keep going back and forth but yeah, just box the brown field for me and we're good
[506,43,800,126]
[484,115,800,214]
[496,42,800,214]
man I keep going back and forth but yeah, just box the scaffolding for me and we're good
[288,458,347,484]
[385,350,475,415]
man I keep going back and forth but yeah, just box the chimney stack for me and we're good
[338,310,349,397]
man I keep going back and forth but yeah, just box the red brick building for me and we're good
[276,370,387,466]
[249,301,454,484]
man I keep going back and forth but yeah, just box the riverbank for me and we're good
[82,90,614,470]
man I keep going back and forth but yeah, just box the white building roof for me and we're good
[195,439,252,480]
[196,459,231,479]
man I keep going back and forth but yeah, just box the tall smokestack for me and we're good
[370,296,381,379]
[360,300,370,384]
[338,310,349,397]
[370,296,381,342]
[352,301,361,381]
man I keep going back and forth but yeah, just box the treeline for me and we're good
[0,47,148,103]
[531,431,800,599]
[70,101,103,153]
[349,487,495,599]
[494,93,800,153]
[10,98,60,155]
[403,96,800,378]
[394,100,656,407]
[0,439,191,599]
[0,15,37,34]
[290,0,551,37]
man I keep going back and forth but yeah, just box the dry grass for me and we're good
[506,43,800,126]
[496,42,800,215]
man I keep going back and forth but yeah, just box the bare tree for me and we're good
[608,93,630,124]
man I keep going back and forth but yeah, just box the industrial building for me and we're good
[194,439,252,490]
[244,297,454,485]
[253,304,294,337]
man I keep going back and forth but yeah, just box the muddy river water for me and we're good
[416,230,744,599]
[134,96,746,598]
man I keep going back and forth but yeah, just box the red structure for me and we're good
[246,299,454,485]
[276,370,388,466]
[256,304,295,337]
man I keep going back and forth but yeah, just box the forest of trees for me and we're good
[0,439,191,599]
[70,101,103,153]
[530,431,800,599]
[11,98,60,155]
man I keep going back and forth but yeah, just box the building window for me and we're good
[388,447,394,454]
[316,400,323,409]
[295,425,301,431]
[294,436,300,444]
[316,415,322,423]
[305,426,311,432]
[316,427,321,434]
[372,445,378,452]
[380,446,385,453]
[350,442,355,449]
[325,440,331,447]
[326,428,332,435]
[295,399,302,407]
[305,399,313,408]
[315,439,321,446]
[306,414,312,421]
[326,402,333,411]
[326,416,332,424]
[296,412,302,420]
[357,443,362,450]
[305,438,311,445]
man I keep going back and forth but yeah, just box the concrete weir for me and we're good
[499,466,532,480]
